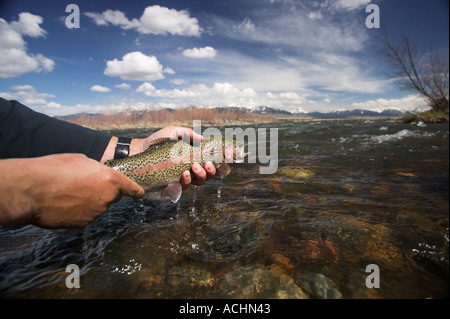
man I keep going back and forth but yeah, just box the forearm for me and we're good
[0,158,38,226]
[0,98,112,161]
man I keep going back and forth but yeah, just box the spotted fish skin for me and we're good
[105,136,238,202]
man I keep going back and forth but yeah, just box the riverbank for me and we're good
[402,108,449,124]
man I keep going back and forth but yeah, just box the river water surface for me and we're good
[0,120,448,298]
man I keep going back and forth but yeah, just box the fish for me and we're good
[105,136,245,203]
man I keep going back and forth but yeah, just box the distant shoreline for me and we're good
[63,116,405,131]
[55,105,415,130]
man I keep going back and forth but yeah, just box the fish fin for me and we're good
[145,138,173,151]
[216,162,231,177]
[162,182,183,203]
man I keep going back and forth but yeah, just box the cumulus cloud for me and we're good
[136,81,309,110]
[85,5,201,36]
[0,13,54,78]
[267,90,307,108]
[183,46,217,59]
[104,51,170,81]
[138,5,201,36]
[0,85,54,105]
[163,67,176,75]
[170,78,187,85]
[280,92,300,100]
[84,10,139,29]
[136,82,196,98]
[10,12,48,37]
[351,94,428,112]
[90,85,111,93]
[46,101,62,109]
[115,83,130,90]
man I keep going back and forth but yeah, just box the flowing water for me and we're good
[0,120,448,298]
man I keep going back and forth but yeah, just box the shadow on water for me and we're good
[0,120,448,298]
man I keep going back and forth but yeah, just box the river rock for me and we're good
[277,166,315,179]
[166,265,214,288]
[295,272,343,299]
[219,264,309,299]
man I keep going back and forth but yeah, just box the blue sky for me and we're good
[0,0,448,116]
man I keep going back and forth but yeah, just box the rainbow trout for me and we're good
[105,136,244,203]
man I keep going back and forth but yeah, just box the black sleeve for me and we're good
[0,98,112,161]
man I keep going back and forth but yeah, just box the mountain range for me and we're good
[249,105,409,118]
[56,105,410,129]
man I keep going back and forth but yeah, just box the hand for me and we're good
[0,154,144,228]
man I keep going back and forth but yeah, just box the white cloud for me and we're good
[10,12,47,37]
[136,81,309,110]
[163,67,176,75]
[280,92,300,100]
[0,85,54,105]
[267,90,307,108]
[234,18,255,33]
[84,10,139,29]
[183,46,217,59]
[351,94,429,112]
[115,83,131,90]
[0,14,54,78]
[307,11,323,20]
[46,101,62,109]
[170,78,187,85]
[136,82,156,94]
[334,0,371,11]
[104,51,169,81]
[85,5,201,36]
[138,5,201,36]
[90,85,111,93]
[136,82,196,98]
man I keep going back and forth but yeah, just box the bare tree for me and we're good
[379,34,449,112]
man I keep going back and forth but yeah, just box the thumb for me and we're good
[115,172,145,200]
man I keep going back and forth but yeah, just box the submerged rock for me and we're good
[295,272,343,299]
[277,166,315,179]
[167,265,215,288]
[219,264,309,299]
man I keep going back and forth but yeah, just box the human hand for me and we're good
[0,154,144,228]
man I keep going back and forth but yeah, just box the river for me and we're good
[0,119,448,298]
